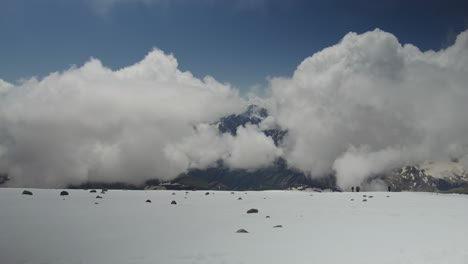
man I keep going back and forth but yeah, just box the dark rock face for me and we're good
[377,163,468,193]
[60,191,69,196]
[236,229,249,233]
[171,200,177,205]
[247,208,259,214]
[0,174,10,185]
[22,190,33,195]
[174,158,337,192]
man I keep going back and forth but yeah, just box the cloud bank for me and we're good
[0,49,246,187]
[270,29,468,188]
[2,29,468,189]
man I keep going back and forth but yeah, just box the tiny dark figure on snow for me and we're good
[356,186,360,192]
[388,186,391,192]
[351,187,354,192]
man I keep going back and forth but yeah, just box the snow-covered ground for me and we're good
[1,189,467,264]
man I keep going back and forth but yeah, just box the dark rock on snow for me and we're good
[60,191,69,196]
[236,229,249,233]
[171,200,177,205]
[273,225,283,228]
[146,199,151,203]
[22,190,33,195]
[247,208,259,214]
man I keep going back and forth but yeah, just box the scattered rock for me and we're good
[60,191,69,196]
[205,192,210,195]
[22,190,33,195]
[102,189,108,192]
[171,200,177,205]
[245,192,248,194]
[96,196,102,199]
[273,225,283,228]
[90,190,96,193]
[101,191,106,194]
[172,193,176,195]
[362,199,367,202]
[309,194,313,196]
[369,196,374,198]
[145,199,151,203]
[387,196,390,198]
[185,191,189,194]
[231,192,235,194]
[266,216,270,218]
[350,199,354,201]
[94,202,99,205]
[236,229,249,233]
[247,208,259,214]
[363,195,367,197]
[238,197,242,200]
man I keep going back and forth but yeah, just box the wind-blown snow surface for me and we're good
[1,189,467,264]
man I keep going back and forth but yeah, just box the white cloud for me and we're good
[165,123,282,172]
[0,79,13,93]
[3,29,468,189]
[269,29,468,189]
[0,49,243,187]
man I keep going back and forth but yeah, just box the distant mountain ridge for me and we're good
[214,104,287,146]
[380,160,468,193]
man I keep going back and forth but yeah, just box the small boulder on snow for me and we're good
[247,209,259,214]
[273,225,283,228]
[22,190,33,195]
[238,197,242,200]
[60,191,69,196]
[146,200,151,203]
[96,196,103,199]
[205,192,210,195]
[236,229,249,233]
[90,190,96,193]
[171,200,177,205]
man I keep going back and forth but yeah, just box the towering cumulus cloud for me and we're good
[270,29,468,189]
[2,29,468,189]
[0,49,244,187]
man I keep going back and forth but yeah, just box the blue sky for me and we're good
[1,0,467,92]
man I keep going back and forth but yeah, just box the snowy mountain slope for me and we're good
[381,160,468,192]
[215,104,287,146]
[1,188,467,264]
